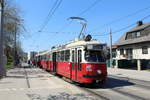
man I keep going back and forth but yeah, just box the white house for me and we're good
[113,21,150,71]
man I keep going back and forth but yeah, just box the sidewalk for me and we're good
[0,68,99,100]
[108,68,150,82]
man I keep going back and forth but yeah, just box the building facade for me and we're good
[29,51,37,61]
[113,21,150,70]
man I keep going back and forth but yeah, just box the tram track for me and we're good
[78,84,149,100]
[111,88,148,100]
[107,75,150,100]
[51,73,150,100]
[77,86,110,100]
[59,76,110,100]
[74,75,150,100]
[23,68,150,100]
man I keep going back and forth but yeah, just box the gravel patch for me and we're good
[27,92,99,100]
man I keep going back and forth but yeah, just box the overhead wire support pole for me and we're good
[14,23,17,67]
[109,29,113,68]
[0,0,6,77]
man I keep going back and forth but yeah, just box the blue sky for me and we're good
[14,0,150,52]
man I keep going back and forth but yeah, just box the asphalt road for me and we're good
[83,75,150,100]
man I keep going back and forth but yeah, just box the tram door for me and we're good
[52,52,57,72]
[71,48,82,82]
[71,49,77,81]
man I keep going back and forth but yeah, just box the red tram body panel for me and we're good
[47,61,53,71]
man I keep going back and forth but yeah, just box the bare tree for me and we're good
[3,0,25,68]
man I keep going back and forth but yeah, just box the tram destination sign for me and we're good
[87,44,104,50]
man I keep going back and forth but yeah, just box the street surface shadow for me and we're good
[0,81,12,84]
[9,71,25,75]
[6,75,54,79]
[102,77,135,89]
[80,77,135,89]
[6,75,25,78]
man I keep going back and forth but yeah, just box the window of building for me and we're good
[65,50,70,61]
[142,46,148,54]
[126,48,133,58]
[136,32,141,37]
[126,33,132,39]
[132,32,136,38]
[126,31,142,40]
[143,26,150,36]
[120,49,124,55]
[112,49,117,58]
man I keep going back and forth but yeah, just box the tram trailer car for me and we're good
[41,51,49,70]
[35,54,41,68]
[35,51,48,69]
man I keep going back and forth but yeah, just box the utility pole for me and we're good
[0,0,6,77]
[109,29,113,68]
[13,23,17,67]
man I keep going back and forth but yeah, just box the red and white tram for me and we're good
[36,37,107,84]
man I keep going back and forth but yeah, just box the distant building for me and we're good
[113,21,150,70]
[22,52,28,62]
[30,51,37,61]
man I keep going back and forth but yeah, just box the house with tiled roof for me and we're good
[113,21,150,70]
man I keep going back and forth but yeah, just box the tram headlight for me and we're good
[86,65,92,72]
[97,70,102,74]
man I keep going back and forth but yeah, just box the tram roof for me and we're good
[52,38,104,50]
[35,50,50,56]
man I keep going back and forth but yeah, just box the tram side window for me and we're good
[65,50,70,62]
[50,54,52,61]
[43,55,44,60]
[48,54,51,60]
[72,50,75,70]
[44,55,46,60]
[72,50,75,62]
[78,50,82,62]
[42,55,45,60]
[46,55,47,60]
[56,52,59,61]
[58,52,61,61]
[60,51,65,61]
[78,50,82,71]
[43,55,45,60]
[47,55,48,60]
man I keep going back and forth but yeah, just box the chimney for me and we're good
[137,21,143,26]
